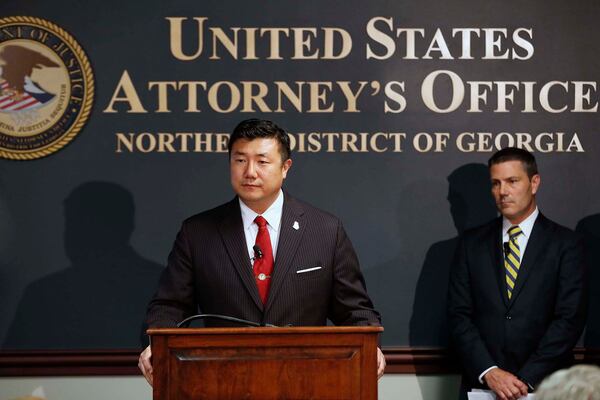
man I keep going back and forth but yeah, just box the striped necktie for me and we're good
[505,225,523,299]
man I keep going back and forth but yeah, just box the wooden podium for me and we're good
[148,326,382,400]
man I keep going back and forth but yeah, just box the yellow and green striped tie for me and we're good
[505,225,523,299]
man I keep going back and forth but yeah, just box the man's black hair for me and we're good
[228,119,291,162]
[488,147,538,178]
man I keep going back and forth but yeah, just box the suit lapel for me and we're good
[488,218,509,308]
[264,194,305,313]
[508,214,550,308]
[218,199,264,311]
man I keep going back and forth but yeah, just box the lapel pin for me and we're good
[293,221,300,230]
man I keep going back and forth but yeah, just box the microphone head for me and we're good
[253,245,263,259]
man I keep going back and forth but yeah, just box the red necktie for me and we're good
[253,216,274,304]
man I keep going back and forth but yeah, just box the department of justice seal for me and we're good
[0,16,94,160]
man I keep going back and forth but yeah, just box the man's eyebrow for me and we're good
[232,151,271,158]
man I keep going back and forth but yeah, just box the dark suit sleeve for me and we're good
[518,235,587,386]
[448,236,496,384]
[328,220,381,326]
[145,222,197,327]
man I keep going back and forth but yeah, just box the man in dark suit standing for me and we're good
[138,118,384,384]
[448,147,587,400]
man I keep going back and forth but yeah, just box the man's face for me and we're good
[490,160,540,225]
[230,138,292,214]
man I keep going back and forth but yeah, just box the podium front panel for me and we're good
[149,327,381,400]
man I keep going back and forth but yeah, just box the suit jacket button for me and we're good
[505,315,512,320]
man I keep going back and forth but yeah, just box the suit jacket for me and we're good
[448,213,587,388]
[146,193,380,328]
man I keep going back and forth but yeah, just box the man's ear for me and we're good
[531,174,541,195]
[282,159,292,179]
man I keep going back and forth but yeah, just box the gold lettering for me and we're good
[322,132,339,152]
[370,132,388,152]
[389,133,407,152]
[244,28,258,60]
[136,133,157,152]
[35,30,50,43]
[259,28,289,60]
[167,17,208,61]
[274,81,304,112]
[241,81,271,112]
[53,41,69,58]
[103,70,148,113]
[307,132,322,152]
[337,81,368,112]
[178,81,207,112]
[292,28,319,60]
[340,133,359,152]
[72,83,84,97]
[215,133,229,152]
[175,133,194,152]
[210,27,240,60]
[207,81,240,113]
[308,82,334,112]
[322,27,352,60]
[148,81,177,112]
[157,133,177,152]
[1,28,14,38]
[194,133,214,152]
[116,133,135,152]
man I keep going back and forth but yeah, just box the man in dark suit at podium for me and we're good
[138,118,384,384]
[448,147,587,400]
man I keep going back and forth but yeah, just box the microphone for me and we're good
[253,245,263,259]
[177,314,277,328]
[503,242,510,255]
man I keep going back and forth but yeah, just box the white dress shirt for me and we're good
[501,207,539,256]
[239,189,284,263]
[479,207,540,383]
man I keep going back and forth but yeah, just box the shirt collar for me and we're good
[502,206,539,238]
[239,189,284,233]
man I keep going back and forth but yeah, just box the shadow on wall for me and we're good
[363,178,453,347]
[3,182,164,349]
[409,163,497,400]
[0,166,16,347]
[409,163,497,347]
[575,213,600,348]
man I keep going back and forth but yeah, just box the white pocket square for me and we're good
[296,266,322,274]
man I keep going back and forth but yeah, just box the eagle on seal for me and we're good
[0,44,59,101]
